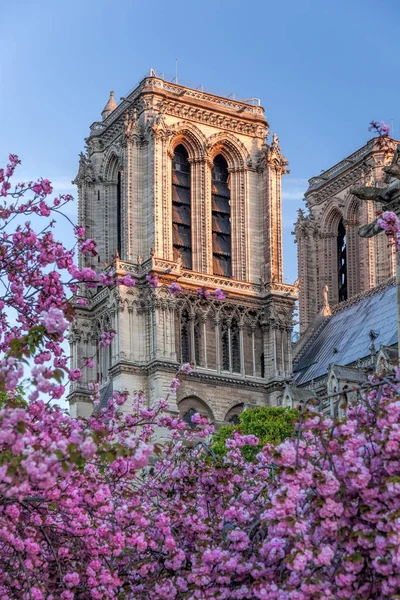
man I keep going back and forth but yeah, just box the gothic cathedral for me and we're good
[68,73,296,426]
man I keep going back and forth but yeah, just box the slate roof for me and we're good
[294,279,397,386]
[98,380,113,411]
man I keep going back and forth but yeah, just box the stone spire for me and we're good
[101,91,117,121]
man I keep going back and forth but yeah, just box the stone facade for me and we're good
[68,73,296,425]
[294,138,397,333]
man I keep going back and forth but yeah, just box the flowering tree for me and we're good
[2,153,400,599]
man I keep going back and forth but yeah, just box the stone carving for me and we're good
[256,134,289,173]
[321,284,331,317]
[73,152,95,185]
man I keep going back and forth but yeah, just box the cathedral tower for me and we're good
[295,138,397,333]
[68,72,296,424]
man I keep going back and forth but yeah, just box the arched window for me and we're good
[178,396,214,425]
[179,310,201,365]
[117,171,122,257]
[172,145,192,269]
[212,155,232,277]
[225,403,244,424]
[337,219,347,302]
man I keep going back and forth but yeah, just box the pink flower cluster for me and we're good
[99,330,115,348]
[40,306,69,337]
[168,282,182,296]
[378,210,400,250]
[369,120,391,136]
[197,287,226,300]
[146,273,158,287]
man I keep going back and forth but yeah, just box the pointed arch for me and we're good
[99,148,124,262]
[168,122,207,163]
[321,205,343,235]
[206,132,249,280]
[344,195,360,297]
[225,403,244,424]
[172,144,192,269]
[320,205,347,305]
[205,132,250,170]
[178,395,214,423]
[101,146,123,182]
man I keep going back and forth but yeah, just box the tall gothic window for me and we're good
[221,318,240,373]
[212,155,232,277]
[172,145,192,269]
[179,310,200,364]
[117,171,122,257]
[337,219,347,302]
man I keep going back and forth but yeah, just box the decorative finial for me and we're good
[101,91,117,121]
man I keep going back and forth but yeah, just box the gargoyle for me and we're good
[359,219,383,238]
[384,163,400,180]
[350,186,391,204]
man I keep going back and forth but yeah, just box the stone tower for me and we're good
[294,137,397,333]
[68,73,296,425]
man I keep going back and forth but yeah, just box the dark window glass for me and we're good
[229,414,240,425]
[183,407,197,428]
[337,219,347,302]
[172,145,192,269]
[117,171,122,257]
[222,323,230,370]
[231,319,240,374]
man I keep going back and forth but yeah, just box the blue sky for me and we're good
[1,0,399,284]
